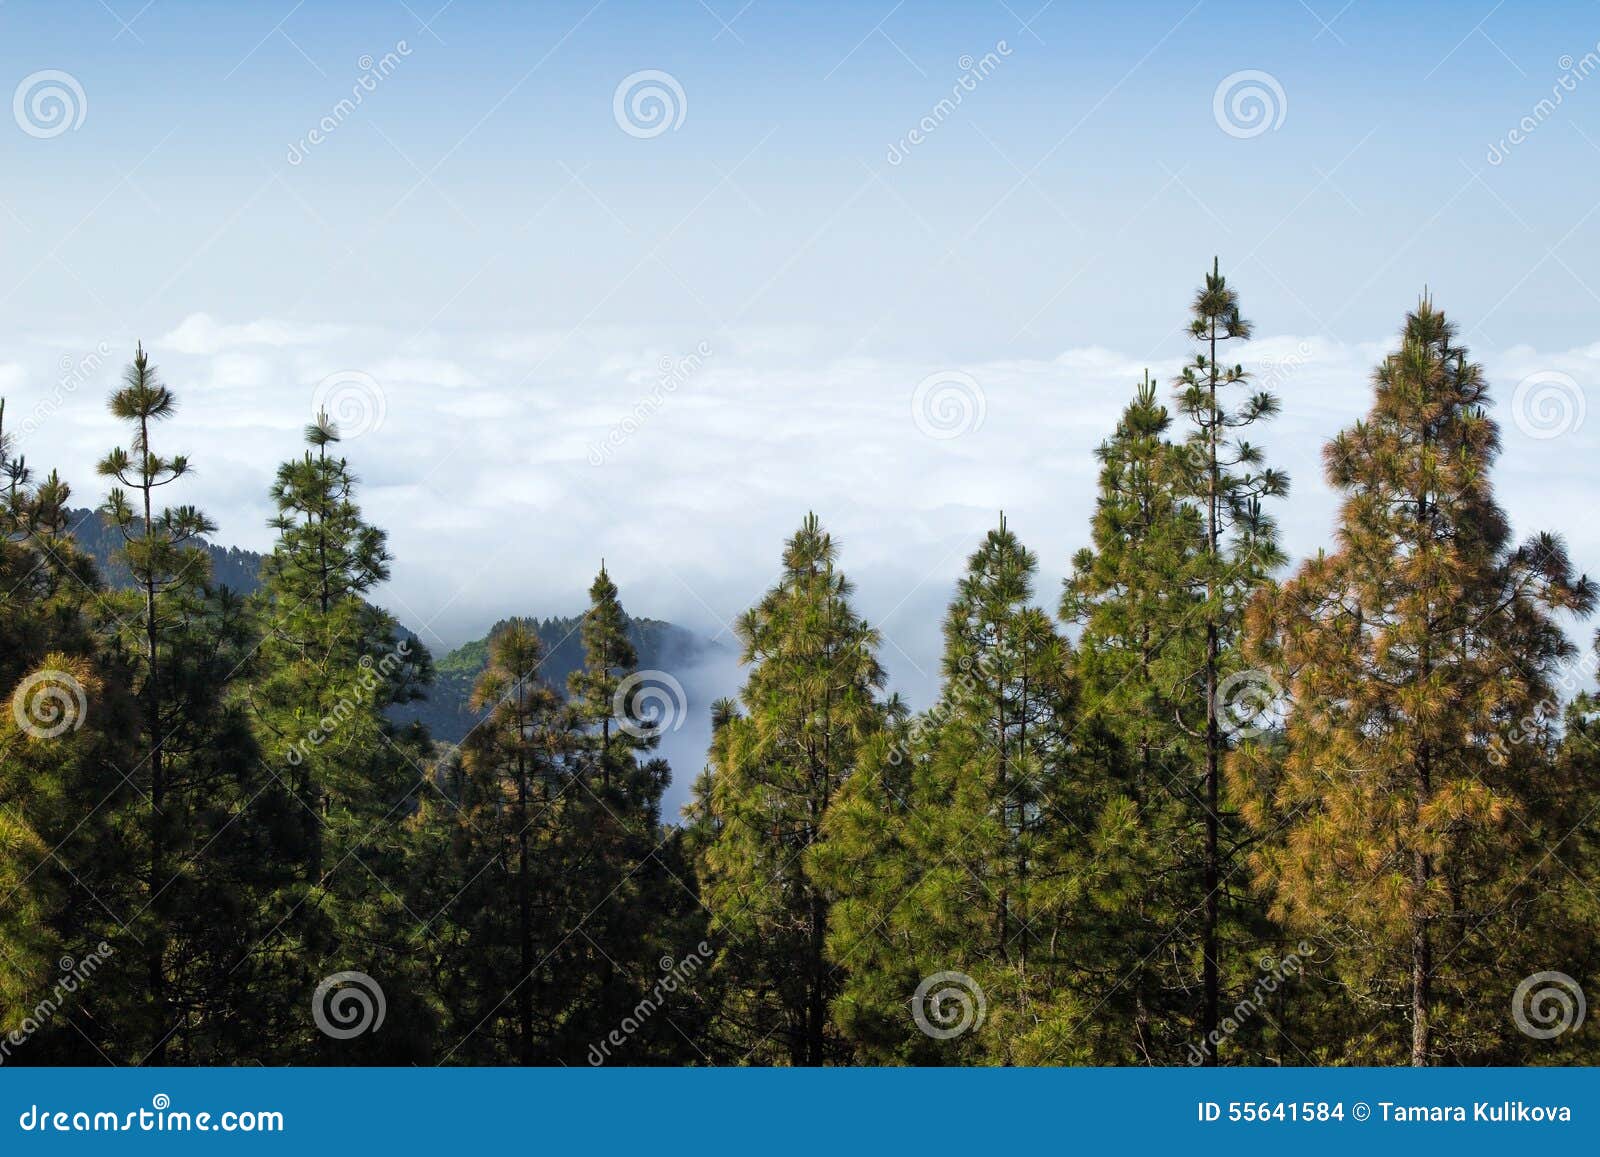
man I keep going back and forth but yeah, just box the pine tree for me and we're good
[245,411,433,1061]
[1232,299,1594,1064]
[1539,639,1600,1064]
[94,344,274,1062]
[563,564,705,1063]
[0,399,146,1061]
[698,514,888,1064]
[817,516,1094,1063]
[568,563,635,788]
[1172,263,1287,1056]
[682,697,740,856]
[1062,374,1216,1061]
[413,622,579,1062]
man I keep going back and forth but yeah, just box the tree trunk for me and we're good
[516,692,534,1065]
[1411,848,1431,1066]
[1200,317,1221,1063]
[140,409,170,1066]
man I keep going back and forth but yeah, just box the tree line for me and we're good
[2,263,1596,1066]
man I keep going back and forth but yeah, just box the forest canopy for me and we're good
[2,265,1596,1068]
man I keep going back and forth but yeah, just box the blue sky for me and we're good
[4,1,1598,347]
[3,1,1599,803]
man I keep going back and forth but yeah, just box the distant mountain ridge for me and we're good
[59,507,719,748]
[64,506,265,594]
[400,614,718,745]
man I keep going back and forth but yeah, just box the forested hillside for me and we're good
[3,268,1597,1068]
[400,615,718,743]
[60,505,265,594]
[50,505,714,749]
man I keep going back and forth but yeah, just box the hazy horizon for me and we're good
[6,0,1599,807]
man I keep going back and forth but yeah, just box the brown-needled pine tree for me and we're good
[1231,298,1594,1064]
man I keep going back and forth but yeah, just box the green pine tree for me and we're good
[697,514,889,1065]
[818,516,1097,1064]
[245,410,433,1062]
[95,344,275,1062]
[1171,263,1287,1056]
[563,564,706,1063]
[1062,374,1220,1062]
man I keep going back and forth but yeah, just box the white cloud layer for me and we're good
[5,315,1597,807]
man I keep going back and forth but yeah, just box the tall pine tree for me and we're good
[245,410,433,1061]
[1232,299,1594,1064]
[95,344,272,1062]
[1062,374,1218,1062]
[1172,263,1286,1056]
[697,514,888,1064]
[817,516,1095,1064]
